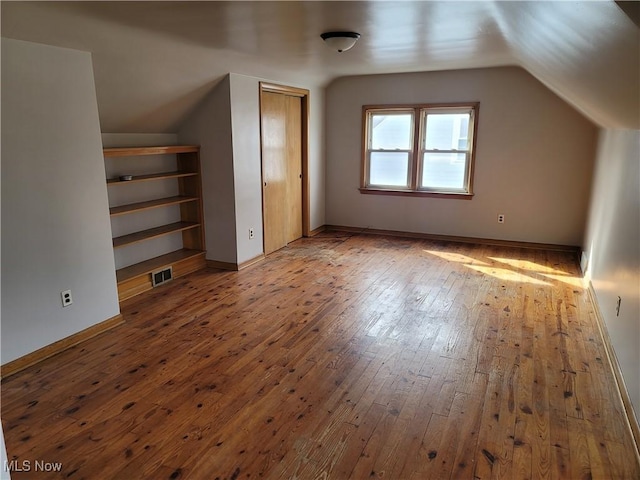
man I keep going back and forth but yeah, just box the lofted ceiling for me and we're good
[2,1,638,132]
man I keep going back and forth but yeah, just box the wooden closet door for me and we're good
[261,91,288,255]
[286,95,303,243]
[261,91,303,255]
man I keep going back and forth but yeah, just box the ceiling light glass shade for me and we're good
[320,31,361,53]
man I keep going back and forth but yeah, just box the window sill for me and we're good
[359,188,474,199]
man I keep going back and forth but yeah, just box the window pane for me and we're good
[370,152,409,187]
[421,152,467,190]
[370,114,412,150]
[424,113,470,150]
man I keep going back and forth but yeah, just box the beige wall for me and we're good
[179,76,238,264]
[583,129,640,419]
[228,74,265,265]
[1,38,120,363]
[325,67,597,246]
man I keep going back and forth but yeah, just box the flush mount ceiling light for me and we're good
[320,31,361,53]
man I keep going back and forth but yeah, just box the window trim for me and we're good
[364,108,416,190]
[360,102,479,198]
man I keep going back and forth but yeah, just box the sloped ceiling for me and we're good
[2,1,638,132]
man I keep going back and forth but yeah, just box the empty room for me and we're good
[1,1,639,479]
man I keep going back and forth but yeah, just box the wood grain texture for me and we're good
[107,171,198,185]
[286,94,303,243]
[112,222,200,248]
[0,314,123,379]
[109,196,198,217]
[326,224,581,252]
[116,249,206,301]
[2,233,638,479]
[103,145,199,157]
[261,91,289,255]
[260,82,311,238]
[261,89,303,255]
[177,154,205,251]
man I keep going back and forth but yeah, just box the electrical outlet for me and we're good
[249,228,255,239]
[61,290,73,307]
[497,214,505,224]
[616,296,622,316]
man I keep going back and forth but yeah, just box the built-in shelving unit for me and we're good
[109,196,199,216]
[106,171,198,185]
[104,145,206,302]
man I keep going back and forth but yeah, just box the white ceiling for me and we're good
[2,1,638,132]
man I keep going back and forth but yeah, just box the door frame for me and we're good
[259,82,311,246]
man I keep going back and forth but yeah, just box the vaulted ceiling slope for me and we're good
[2,1,638,132]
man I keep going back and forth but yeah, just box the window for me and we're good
[361,103,478,197]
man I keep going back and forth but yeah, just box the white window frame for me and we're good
[364,108,415,191]
[361,103,479,198]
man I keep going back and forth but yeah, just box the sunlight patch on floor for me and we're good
[488,257,569,275]
[423,250,488,265]
[425,249,586,288]
[465,265,552,286]
[540,273,585,288]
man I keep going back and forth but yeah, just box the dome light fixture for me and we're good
[320,31,361,53]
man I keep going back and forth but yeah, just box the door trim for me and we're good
[259,82,311,241]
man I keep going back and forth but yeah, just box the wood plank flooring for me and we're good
[2,233,639,479]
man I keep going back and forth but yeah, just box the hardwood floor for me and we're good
[2,233,639,479]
